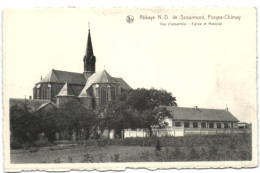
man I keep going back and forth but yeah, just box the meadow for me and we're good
[11,133,251,163]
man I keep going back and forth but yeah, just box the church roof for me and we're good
[37,102,58,111]
[167,106,239,122]
[57,82,76,96]
[113,77,132,90]
[9,98,55,112]
[38,69,86,85]
[89,70,117,84]
[79,70,118,97]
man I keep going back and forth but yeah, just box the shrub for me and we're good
[29,147,38,152]
[209,145,218,159]
[155,139,161,151]
[154,150,164,161]
[111,154,121,162]
[189,147,199,160]
[139,151,151,161]
[240,150,251,161]
[10,136,23,149]
[200,147,207,160]
[173,147,182,160]
[53,157,61,163]
[98,154,104,162]
[68,156,73,163]
[81,154,94,162]
[229,139,237,150]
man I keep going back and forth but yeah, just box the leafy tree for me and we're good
[98,102,137,138]
[126,88,177,113]
[125,88,154,113]
[118,91,131,102]
[36,107,59,141]
[125,88,176,136]
[10,102,40,148]
[150,88,177,107]
[139,106,172,136]
[57,101,98,140]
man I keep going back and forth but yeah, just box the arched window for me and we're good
[111,87,116,101]
[101,87,107,105]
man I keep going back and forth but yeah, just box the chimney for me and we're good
[226,104,229,111]
[29,96,32,100]
[40,76,42,80]
[193,106,198,111]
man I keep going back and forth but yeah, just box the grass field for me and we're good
[11,133,252,163]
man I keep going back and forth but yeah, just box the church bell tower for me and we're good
[83,26,96,79]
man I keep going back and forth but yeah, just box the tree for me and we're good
[126,88,177,113]
[10,102,40,148]
[98,102,137,138]
[36,107,59,141]
[139,106,172,136]
[125,88,176,136]
[150,88,177,107]
[57,101,98,140]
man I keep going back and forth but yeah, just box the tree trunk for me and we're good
[148,127,153,137]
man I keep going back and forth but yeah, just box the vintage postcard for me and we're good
[3,7,257,171]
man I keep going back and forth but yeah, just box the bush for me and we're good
[68,156,73,163]
[155,139,161,151]
[173,147,182,160]
[209,145,218,158]
[111,154,121,162]
[53,157,61,163]
[81,154,94,162]
[10,136,23,149]
[139,151,151,161]
[189,147,199,160]
[229,139,237,150]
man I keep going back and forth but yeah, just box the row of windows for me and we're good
[100,86,116,105]
[36,88,51,100]
[174,122,234,129]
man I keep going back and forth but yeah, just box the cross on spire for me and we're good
[88,22,90,31]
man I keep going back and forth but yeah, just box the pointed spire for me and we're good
[85,26,94,58]
[83,24,96,73]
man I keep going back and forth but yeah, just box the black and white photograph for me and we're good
[3,7,257,170]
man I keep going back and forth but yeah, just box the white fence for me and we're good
[123,127,251,138]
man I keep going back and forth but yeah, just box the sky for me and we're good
[3,8,256,123]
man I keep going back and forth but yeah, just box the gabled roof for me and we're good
[89,70,117,84]
[113,77,132,90]
[167,106,239,122]
[79,70,117,97]
[9,98,56,112]
[57,82,76,96]
[37,102,58,111]
[38,69,86,85]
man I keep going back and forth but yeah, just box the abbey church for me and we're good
[32,29,132,109]
[10,27,243,140]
